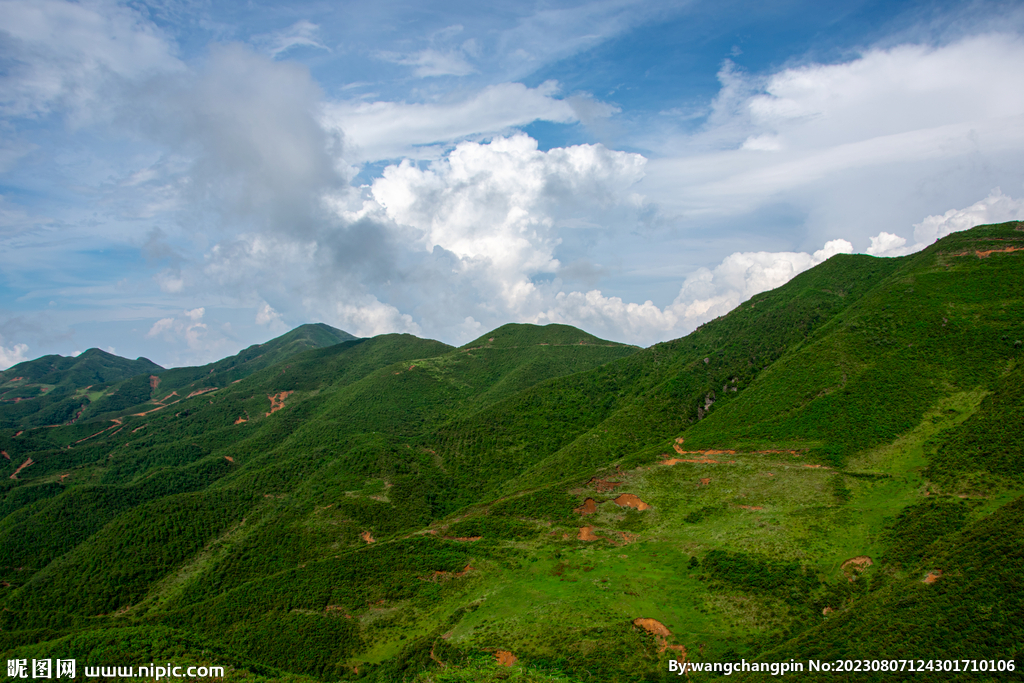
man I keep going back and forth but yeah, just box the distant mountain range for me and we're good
[1,223,1021,682]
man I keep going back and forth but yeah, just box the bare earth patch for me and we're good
[574,498,598,516]
[924,570,943,584]
[494,651,517,667]
[613,494,649,511]
[588,477,622,492]
[841,556,873,582]
[578,526,600,541]
[361,531,376,544]
[265,391,294,416]
[149,375,160,391]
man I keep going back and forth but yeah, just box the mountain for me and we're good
[0,349,163,428]
[0,323,356,429]
[0,223,1021,682]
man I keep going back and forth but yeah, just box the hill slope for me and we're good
[0,223,1022,681]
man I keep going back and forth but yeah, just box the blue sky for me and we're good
[2,0,1024,368]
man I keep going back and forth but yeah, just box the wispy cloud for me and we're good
[253,20,330,58]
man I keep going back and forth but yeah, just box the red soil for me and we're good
[1,450,8,460]
[361,531,376,544]
[187,387,217,399]
[613,494,649,511]
[632,618,674,652]
[699,478,711,486]
[265,391,294,416]
[577,526,600,541]
[574,498,598,516]
[924,570,943,584]
[224,456,235,463]
[494,651,517,667]
[14,431,22,437]
[131,424,148,433]
[234,417,247,424]
[149,375,160,391]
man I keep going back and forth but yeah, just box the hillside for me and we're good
[0,323,355,430]
[0,223,1022,681]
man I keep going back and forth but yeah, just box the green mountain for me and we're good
[0,223,1021,682]
[0,323,355,430]
[0,349,163,428]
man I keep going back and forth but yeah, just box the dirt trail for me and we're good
[1,450,8,460]
[186,387,217,399]
[131,424,148,433]
[574,498,598,515]
[9,458,34,479]
[736,505,764,510]
[952,245,1024,258]
[265,391,294,416]
[613,494,649,511]
[494,651,517,667]
[445,536,483,542]
[577,526,600,541]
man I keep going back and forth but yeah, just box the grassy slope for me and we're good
[0,223,1021,681]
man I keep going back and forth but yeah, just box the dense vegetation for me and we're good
[1,223,1021,681]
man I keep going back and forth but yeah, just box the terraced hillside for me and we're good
[0,223,1021,682]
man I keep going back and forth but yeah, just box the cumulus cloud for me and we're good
[867,188,1024,257]
[0,337,30,370]
[255,302,282,326]
[532,239,854,344]
[323,82,579,161]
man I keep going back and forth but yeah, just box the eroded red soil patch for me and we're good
[662,456,720,466]
[186,387,217,399]
[577,526,600,541]
[923,570,942,584]
[149,375,160,391]
[9,458,34,479]
[613,494,649,511]
[224,456,235,463]
[588,477,622,492]
[699,478,711,486]
[234,417,247,424]
[951,245,1024,258]
[1,450,8,460]
[495,651,517,667]
[633,618,674,653]
[361,531,376,544]
[131,423,148,433]
[265,391,294,416]
[574,498,598,515]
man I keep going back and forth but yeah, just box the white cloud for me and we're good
[911,188,1024,245]
[532,239,853,344]
[0,337,29,370]
[0,0,182,120]
[370,134,646,308]
[323,82,579,161]
[642,33,1024,242]
[330,297,421,338]
[147,307,207,350]
[867,188,1024,257]
[255,302,282,326]
[254,20,329,58]
[381,48,477,77]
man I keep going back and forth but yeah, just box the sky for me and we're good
[2,0,1024,369]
